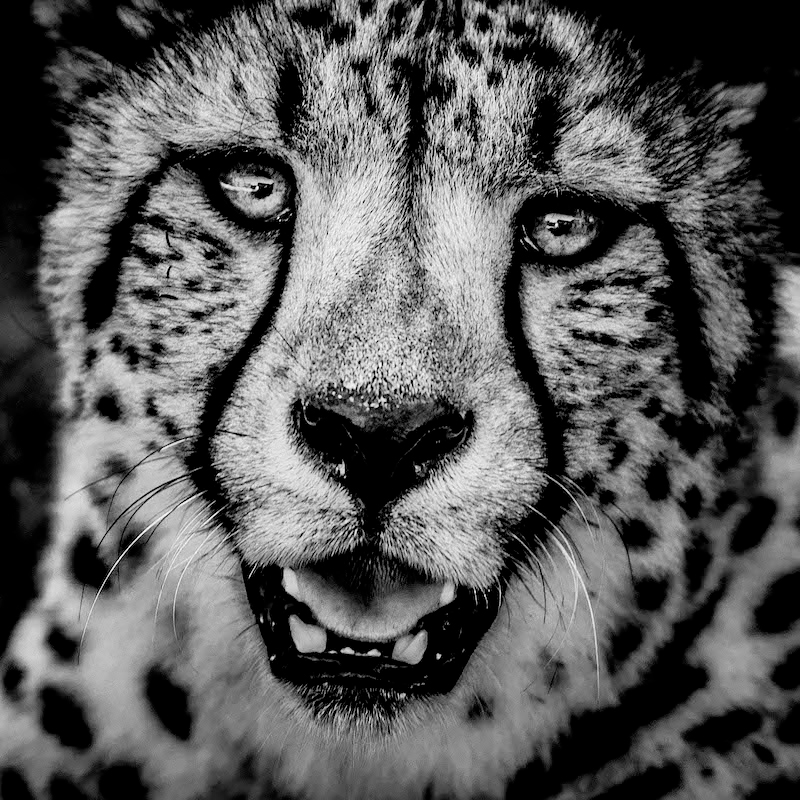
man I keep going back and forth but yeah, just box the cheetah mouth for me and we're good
[242,563,502,696]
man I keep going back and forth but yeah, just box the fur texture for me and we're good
[1,1,799,798]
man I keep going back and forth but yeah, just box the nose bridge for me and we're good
[287,175,454,396]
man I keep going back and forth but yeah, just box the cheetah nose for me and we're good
[292,395,471,510]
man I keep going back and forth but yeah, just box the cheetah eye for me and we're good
[213,160,293,225]
[518,205,602,261]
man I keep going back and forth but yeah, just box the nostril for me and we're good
[294,400,356,467]
[401,412,472,480]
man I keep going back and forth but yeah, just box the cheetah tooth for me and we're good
[282,567,300,598]
[288,614,327,654]
[439,581,456,607]
[391,630,428,665]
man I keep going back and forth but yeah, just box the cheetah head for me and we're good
[39,0,774,745]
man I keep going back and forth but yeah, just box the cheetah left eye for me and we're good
[214,161,293,224]
[518,206,601,260]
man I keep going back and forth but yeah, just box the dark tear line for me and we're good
[640,204,713,403]
[503,255,569,567]
[187,221,295,534]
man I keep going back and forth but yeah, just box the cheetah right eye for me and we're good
[208,158,294,227]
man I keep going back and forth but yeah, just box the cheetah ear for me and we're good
[31,0,210,106]
[713,83,768,132]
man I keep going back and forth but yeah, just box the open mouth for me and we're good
[243,562,502,696]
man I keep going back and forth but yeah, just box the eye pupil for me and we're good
[545,214,575,236]
[251,181,274,199]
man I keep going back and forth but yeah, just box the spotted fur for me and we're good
[1,1,799,798]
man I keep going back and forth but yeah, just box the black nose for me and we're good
[293,395,471,510]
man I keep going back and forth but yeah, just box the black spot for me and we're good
[684,709,762,753]
[730,496,777,554]
[475,12,491,32]
[634,577,670,611]
[40,686,94,750]
[2,662,24,699]
[46,626,79,662]
[96,393,122,421]
[124,346,139,367]
[145,666,192,740]
[109,334,123,353]
[84,348,97,369]
[486,67,502,86]
[98,764,148,800]
[163,419,179,438]
[772,394,798,438]
[685,530,712,594]
[644,461,670,501]
[71,533,108,590]
[676,414,710,455]
[50,776,91,800]
[386,1,408,38]
[0,769,34,800]
[609,441,629,469]
[466,694,493,722]
[776,704,800,744]
[641,397,661,418]
[292,5,334,29]
[747,777,800,800]
[771,646,800,690]
[103,455,129,476]
[751,742,775,764]
[606,623,642,672]
[714,490,737,514]
[358,0,374,17]
[145,397,158,417]
[598,489,616,506]
[753,569,800,633]
[457,40,480,67]
[621,518,656,549]
[681,485,703,520]
[589,763,681,799]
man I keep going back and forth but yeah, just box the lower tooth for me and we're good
[288,615,327,654]
[391,630,428,665]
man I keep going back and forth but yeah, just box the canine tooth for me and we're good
[258,614,265,625]
[439,582,456,607]
[366,649,381,657]
[391,630,428,665]
[288,615,327,654]
[282,568,300,598]
[340,646,355,655]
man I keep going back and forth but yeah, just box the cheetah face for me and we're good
[42,0,769,739]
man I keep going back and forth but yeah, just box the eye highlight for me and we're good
[518,204,603,262]
[209,159,294,226]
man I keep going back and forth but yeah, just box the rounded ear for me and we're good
[713,82,768,132]
[31,0,196,106]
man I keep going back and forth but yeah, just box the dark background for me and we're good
[0,0,798,646]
